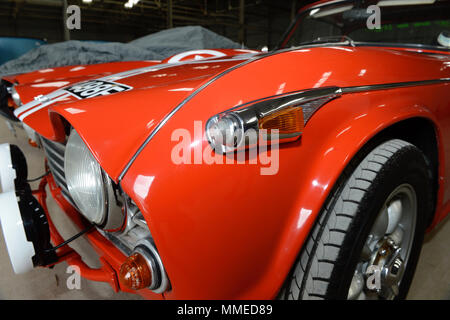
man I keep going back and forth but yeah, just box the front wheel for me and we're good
[284,139,433,300]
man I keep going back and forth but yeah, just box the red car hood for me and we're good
[5,49,258,102]
[13,46,449,180]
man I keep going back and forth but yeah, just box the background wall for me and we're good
[0,0,310,49]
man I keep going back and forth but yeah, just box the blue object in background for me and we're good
[0,37,46,65]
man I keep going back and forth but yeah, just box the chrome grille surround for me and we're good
[40,136,77,208]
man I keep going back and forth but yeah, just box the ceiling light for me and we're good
[124,0,140,8]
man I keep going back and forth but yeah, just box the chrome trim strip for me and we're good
[44,151,65,173]
[220,86,343,115]
[341,78,450,94]
[42,143,65,163]
[47,161,65,183]
[41,138,66,154]
[100,231,133,256]
[41,140,65,175]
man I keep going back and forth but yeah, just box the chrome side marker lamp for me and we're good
[205,87,342,153]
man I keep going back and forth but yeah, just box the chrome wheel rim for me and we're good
[347,184,417,300]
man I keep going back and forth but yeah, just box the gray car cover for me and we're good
[0,26,241,78]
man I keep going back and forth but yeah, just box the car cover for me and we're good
[0,26,241,78]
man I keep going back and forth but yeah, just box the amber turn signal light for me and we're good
[258,106,304,135]
[28,139,38,148]
[7,97,14,108]
[119,253,152,290]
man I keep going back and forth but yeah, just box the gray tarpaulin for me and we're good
[0,26,241,78]
[129,25,240,57]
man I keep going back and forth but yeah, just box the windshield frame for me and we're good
[276,0,450,52]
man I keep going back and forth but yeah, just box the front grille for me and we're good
[40,137,77,208]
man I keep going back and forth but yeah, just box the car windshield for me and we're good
[280,0,450,50]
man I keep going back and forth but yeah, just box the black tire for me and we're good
[284,139,433,300]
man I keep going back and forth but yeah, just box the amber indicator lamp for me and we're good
[259,106,304,135]
[119,253,152,290]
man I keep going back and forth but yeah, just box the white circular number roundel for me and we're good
[167,50,227,63]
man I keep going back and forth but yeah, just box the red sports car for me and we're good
[0,0,449,300]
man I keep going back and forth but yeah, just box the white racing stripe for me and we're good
[18,93,71,121]
[14,89,69,117]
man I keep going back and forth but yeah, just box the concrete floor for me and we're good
[0,119,449,299]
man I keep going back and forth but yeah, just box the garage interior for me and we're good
[0,0,449,300]
[0,0,296,48]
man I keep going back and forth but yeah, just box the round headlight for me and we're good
[11,86,22,107]
[64,130,107,225]
[205,113,244,153]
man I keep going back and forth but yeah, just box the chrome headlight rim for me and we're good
[205,112,245,154]
[102,171,127,232]
[65,129,108,226]
[10,86,22,107]
[64,129,125,230]
[94,168,110,228]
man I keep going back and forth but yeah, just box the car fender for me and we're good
[120,83,447,299]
